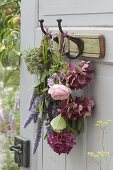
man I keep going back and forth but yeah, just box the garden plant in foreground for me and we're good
[88,120,113,170]
[0,0,20,169]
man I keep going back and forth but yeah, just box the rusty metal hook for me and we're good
[39,19,58,43]
[39,19,51,37]
[39,19,48,36]
[56,19,84,59]
[56,19,64,34]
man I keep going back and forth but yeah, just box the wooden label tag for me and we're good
[64,34,105,58]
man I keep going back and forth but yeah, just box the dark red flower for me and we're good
[47,131,76,154]
[60,97,94,120]
[67,61,94,90]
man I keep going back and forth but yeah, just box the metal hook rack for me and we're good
[39,19,105,59]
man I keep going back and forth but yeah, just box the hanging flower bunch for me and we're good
[22,31,94,155]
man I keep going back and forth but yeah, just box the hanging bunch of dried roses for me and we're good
[22,31,94,155]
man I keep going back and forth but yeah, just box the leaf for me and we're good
[38,100,44,116]
[67,119,84,134]
[0,51,9,68]
[77,118,84,132]
[3,70,13,86]
[44,98,49,108]
[71,120,79,134]
[50,114,66,133]
[36,74,41,86]
[42,87,48,92]
[3,69,20,88]
[44,133,48,140]
[0,45,6,53]
[41,71,47,82]
[8,48,20,68]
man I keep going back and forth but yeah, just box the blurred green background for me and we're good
[0,0,20,169]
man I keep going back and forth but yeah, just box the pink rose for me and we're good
[48,84,71,100]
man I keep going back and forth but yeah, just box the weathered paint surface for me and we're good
[21,0,113,170]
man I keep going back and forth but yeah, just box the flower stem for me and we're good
[101,128,110,170]
[101,128,105,152]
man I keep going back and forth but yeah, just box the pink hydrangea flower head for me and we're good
[48,84,71,100]
[60,97,94,120]
[67,61,94,90]
[47,131,76,154]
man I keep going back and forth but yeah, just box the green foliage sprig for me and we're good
[23,36,58,95]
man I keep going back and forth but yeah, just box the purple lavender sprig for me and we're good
[52,102,59,118]
[29,91,37,111]
[45,26,52,40]
[45,114,52,135]
[33,112,38,123]
[24,110,39,128]
[45,97,58,135]
[33,116,45,154]
[29,91,41,112]
[24,91,41,128]
[24,114,34,128]
[47,96,54,121]
[46,96,59,121]
[46,126,52,135]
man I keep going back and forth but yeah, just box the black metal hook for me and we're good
[39,19,51,37]
[56,19,84,59]
[56,19,64,34]
[39,19,47,35]
[39,19,58,43]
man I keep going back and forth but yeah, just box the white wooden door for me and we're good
[21,0,113,170]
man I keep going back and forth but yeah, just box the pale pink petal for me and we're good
[78,105,83,111]
[82,63,89,71]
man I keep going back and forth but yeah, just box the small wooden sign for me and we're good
[64,34,105,58]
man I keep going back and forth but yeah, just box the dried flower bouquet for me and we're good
[22,32,94,155]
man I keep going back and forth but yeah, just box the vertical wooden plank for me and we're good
[42,128,66,170]
[66,133,85,170]
[87,63,113,170]
[65,89,87,170]
[20,0,39,170]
